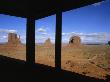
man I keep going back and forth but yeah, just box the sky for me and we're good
[0,0,110,44]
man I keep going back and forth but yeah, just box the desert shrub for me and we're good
[83,51,95,59]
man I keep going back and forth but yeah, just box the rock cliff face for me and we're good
[44,38,52,46]
[69,36,81,45]
[8,33,21,45]
[0,33,23,55]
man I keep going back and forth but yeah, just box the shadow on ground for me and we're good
[0,55,109,82]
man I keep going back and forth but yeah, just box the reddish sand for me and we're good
[0,44,110,79]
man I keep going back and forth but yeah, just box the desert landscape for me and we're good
[0,33,110,80]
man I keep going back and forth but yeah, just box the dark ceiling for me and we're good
[0,0,104,19]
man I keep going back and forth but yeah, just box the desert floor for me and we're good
[0,44,110,79]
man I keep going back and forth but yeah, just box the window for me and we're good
[35,15,56,67]
[0,14,26,61]
[62,1,110,79]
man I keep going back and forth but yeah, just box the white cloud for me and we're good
[62,32,84,36]
[69,32,84,36]
[62,32,110,43]
[0,35,7,39]
[46,32,110,43]
[92,1,105,6]
[36,27,50,41]
[8,30,17,33]
[2,36,7,38]
[0,35,8,43]
[41,32,48,35]
[36,28,46,32]
[36,27,50,36]
[83,33,110,43]
[62,33,68,36]
[0,29,17,33]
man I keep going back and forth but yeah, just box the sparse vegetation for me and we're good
[0,34,110,79]
[0,43,110,79]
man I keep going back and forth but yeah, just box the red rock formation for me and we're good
[8,33,21,45]
[69,36,81,45]
[44,38,52,46]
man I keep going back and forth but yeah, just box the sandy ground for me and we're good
[0,44,110,79]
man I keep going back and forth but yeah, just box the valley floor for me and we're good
[0,44,110,79]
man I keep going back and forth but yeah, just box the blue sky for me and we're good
[0,0,110,44]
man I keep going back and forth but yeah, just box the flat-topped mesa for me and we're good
[44,38,52,46]
[8,33,21,45]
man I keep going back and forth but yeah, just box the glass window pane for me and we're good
[62,1,110,80]
[0,14,26,61]
[35,15,55,67]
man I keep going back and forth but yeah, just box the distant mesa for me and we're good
[44,38,52,46]
[7,33,21,45]
[108,41,110,45]
[69,36,81,46]
[68,35,83,48]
